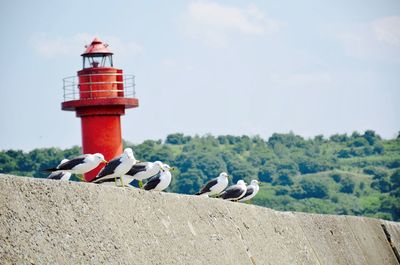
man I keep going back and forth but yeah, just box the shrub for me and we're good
[340,177,355,193]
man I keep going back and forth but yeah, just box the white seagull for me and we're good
[123,161,164,187]
[91,148,137,186]
[44,153,107,175]
[219,180,247,201]
[195,172,229,197]
[47,159,72,181]
[238,180,260,202]
[142,163,175,191]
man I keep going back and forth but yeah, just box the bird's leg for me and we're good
[138,180,143,188]
[120,177,125,187]
[114,176,118,187]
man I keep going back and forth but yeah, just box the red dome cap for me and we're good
[81,37,113,56]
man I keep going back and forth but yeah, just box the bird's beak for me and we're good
[170,167,176,171]
[136,160,141,163]
[102,160,107,163]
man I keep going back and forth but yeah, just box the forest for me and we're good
[1,130,399,221]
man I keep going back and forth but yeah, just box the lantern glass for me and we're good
[83,54,113,69]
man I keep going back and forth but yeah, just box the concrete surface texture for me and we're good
[0,174,399,265]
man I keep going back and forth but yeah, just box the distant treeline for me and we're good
[1,130,399,221]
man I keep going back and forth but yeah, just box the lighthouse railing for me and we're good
[62,73,136,101]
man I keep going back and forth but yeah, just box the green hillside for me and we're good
[1,130,399,221]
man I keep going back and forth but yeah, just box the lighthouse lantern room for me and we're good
[81,38,113,68]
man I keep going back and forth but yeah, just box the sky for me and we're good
[0,0,399,151]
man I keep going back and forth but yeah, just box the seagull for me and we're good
[123,161,164,188]
[238,180,260,202]
[91,148,137,186]
[195,172,229,197]
[142,163,174,191]
[43,153,107,175]
[219,180,247,201]
[47,159,72,181]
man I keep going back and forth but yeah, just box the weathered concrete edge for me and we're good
[0,174,399,265]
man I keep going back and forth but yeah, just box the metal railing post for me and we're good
[62,74,136,101]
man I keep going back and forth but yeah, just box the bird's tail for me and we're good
[42,167,58,173]
[216,192,225,199]
[90,178,100,183]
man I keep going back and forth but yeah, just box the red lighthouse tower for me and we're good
[62,37,138,181]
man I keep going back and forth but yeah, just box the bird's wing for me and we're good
[221,185,245,200]
[125,162,148,176]
[197,178,218,194]
[143,172,162,190]
[93,157,122,180]
[240,186,254,200]
[92,177,115,184]
[57,156,87,171]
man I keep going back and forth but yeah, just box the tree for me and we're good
[132,140,160,161]
[313,135,325,143]
[330,134,349,143]
[149,145,174,164]
[273,170,294,186]
[379,196,400,221]
[174,153,197,173]
[337,149,351,158]
[363,167,388,180]
[290,179,328,199]
[390,170,400,190]
[166,133,191,145]
[268,132,306,148]
[372,143,384,154]
[172,169,203,194]
[348,138,369,148]
[371,179,391,193]
[0,152,16,172]
[298,158,331,174]
[330,173,341,183]
[227,159,256,183]
[300,178,329,198]
[340,177,355,193]
[363,130,379,145]
[276,160,298,176]
[258,164,276,183]
[196,154,226,179]
[217,135,240,145]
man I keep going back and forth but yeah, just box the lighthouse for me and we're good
[62,37,139,181]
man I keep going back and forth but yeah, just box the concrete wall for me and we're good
[0,174,399,265]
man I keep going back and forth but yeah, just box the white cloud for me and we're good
[182,2,284,47]
[30,33,143,58]
[333,16,400,61]
[372,16,400,46]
